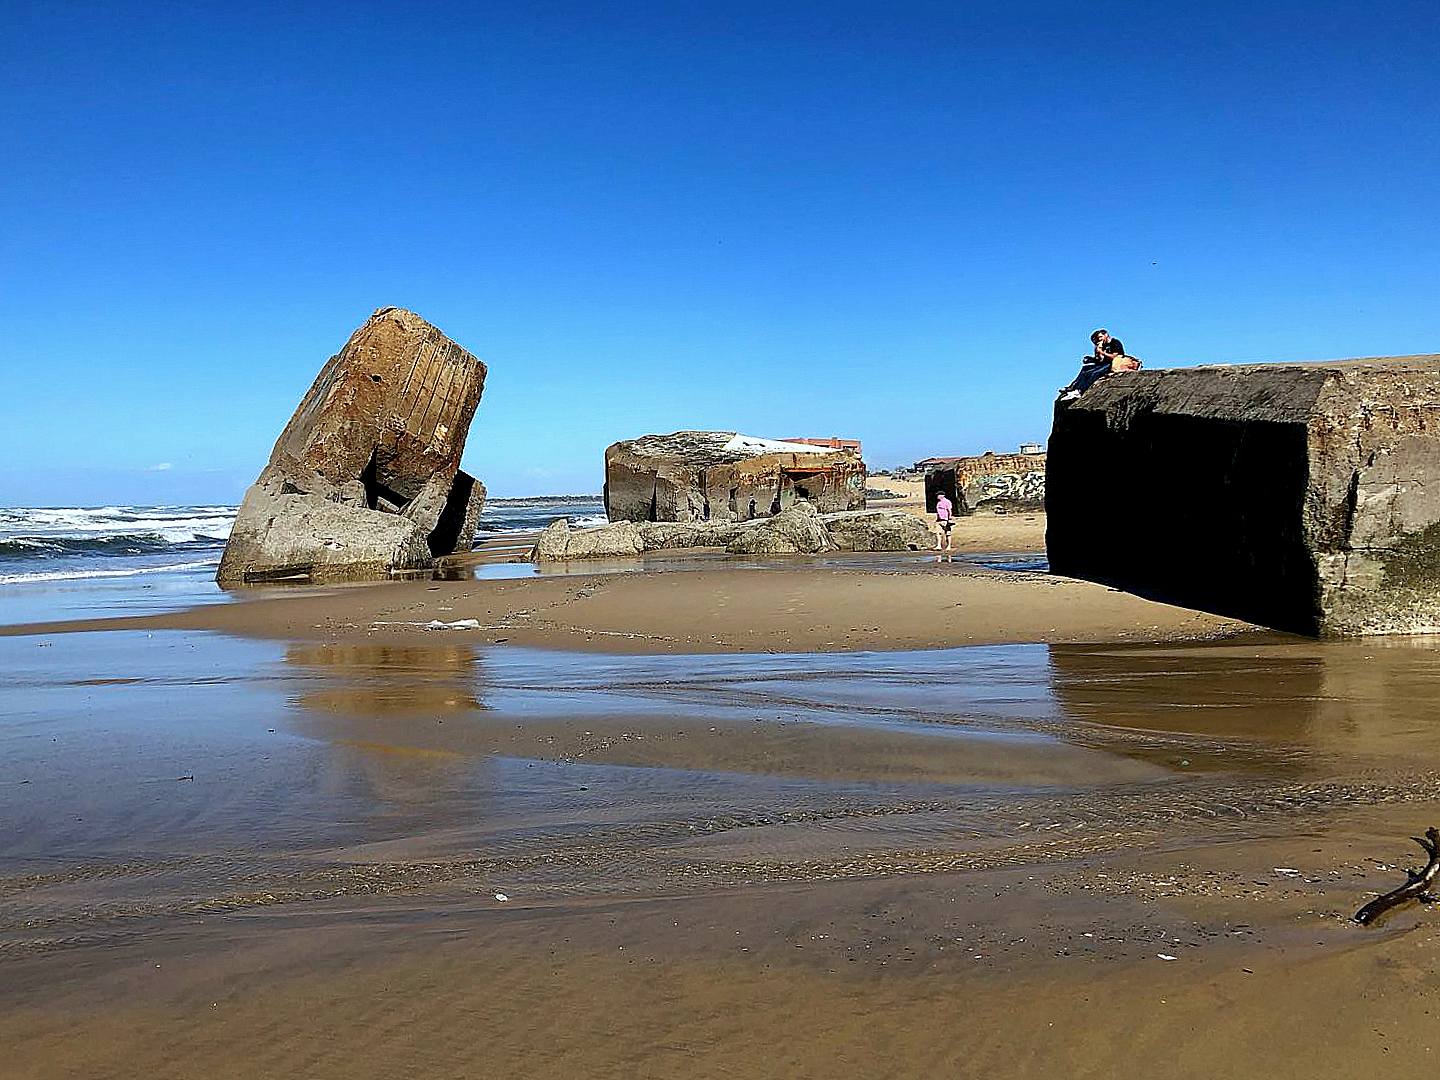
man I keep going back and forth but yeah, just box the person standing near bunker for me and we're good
[934,491,955,561]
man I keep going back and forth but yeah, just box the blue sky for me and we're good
[2,1,1437,504]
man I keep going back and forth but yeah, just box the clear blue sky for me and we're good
[2,1,1436,505]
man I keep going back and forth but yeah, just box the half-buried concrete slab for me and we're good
[1046,355,1440,636]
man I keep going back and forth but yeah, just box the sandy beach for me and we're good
[5,516,1440,1079]
[0,559,1241,652]
[8,1,1434,1073]
[1,512,1245,652]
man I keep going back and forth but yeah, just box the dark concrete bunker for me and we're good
[1046,355,1440,636]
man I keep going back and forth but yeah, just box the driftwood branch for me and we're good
[1354,827,1440,925]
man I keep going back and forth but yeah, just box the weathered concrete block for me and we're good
[725,501,835,555]
[822,509,932,552]
[1046,356,1440,635]
[218,492,433,583]
[604,432,865,523]
[218,308,487,584]
[428,471,488,557]
[535,519,645,561]
[531,506,928,561]
[636,520,750,550]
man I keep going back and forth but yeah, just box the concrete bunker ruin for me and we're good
[1046,355,1440,636]
[217,307,488,584]
[603,432,866,524]
[923,449,1047,515]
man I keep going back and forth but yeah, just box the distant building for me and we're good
[782,436,863,455]
[1019,441,1043,455]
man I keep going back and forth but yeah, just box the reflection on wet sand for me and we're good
[9,633,1440,981]
[279,639,1164,790]
[1048,636,1440,771]
[12,631,1440,1078]
[287,641,487,716]
[281,642,495,816]
[270,635,1440,813]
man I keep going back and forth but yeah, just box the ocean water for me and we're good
[477,496,607,535]
[0,505,238,586]
[0,497,605,624]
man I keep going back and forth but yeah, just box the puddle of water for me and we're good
[967,552,1050,573]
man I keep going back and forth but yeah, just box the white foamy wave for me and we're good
[0,505,237,545]
[480,513,610,535]
[2,537,60,550]
[0,559,220,586]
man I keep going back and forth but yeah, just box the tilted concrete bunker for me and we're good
[604,432,866,523]
[217,307,487,584]
[1046,356,1440,635]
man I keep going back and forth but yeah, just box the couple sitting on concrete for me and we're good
[1058,328,1141,401]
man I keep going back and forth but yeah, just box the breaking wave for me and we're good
[0,534,224,559]
[0,505,235,590]
[0,506,237,550]
[477,497,606,535]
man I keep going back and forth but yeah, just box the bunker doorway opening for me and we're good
[359,452,408,514]
[426,471,476,557]
[780,468,833,508]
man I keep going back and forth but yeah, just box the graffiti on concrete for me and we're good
[927,453,1047,514]
[970,470,1045,508]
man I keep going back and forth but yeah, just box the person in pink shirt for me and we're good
[934,492,954,559]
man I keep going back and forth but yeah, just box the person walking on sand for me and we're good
[934,491,955,561]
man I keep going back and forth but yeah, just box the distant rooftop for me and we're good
[914,444,1045,469]
[780,436,863,454]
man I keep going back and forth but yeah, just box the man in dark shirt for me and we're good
[1092,328,1125,361]
[1059,328,1137,400]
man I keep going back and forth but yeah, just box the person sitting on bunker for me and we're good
[1059,328,1141,400]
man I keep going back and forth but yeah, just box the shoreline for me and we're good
[0,559,1253,653]
[0,510,1258,653]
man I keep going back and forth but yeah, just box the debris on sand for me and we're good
[1354,827,1440,925]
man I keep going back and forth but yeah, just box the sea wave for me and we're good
[0,559,220,585]
[480,513,609,534]
[0,533,227,559]
[0,505,237,547]
[484,495,602,506]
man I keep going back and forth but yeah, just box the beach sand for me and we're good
[0,514,1244,652]
[1,561,1242,652]
[5,515,1440,1079]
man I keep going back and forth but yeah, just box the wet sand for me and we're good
[0,557,1245,652]
[6,624,1440,1077]
[0,511,1102,655]
[7,845,1439,1079]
